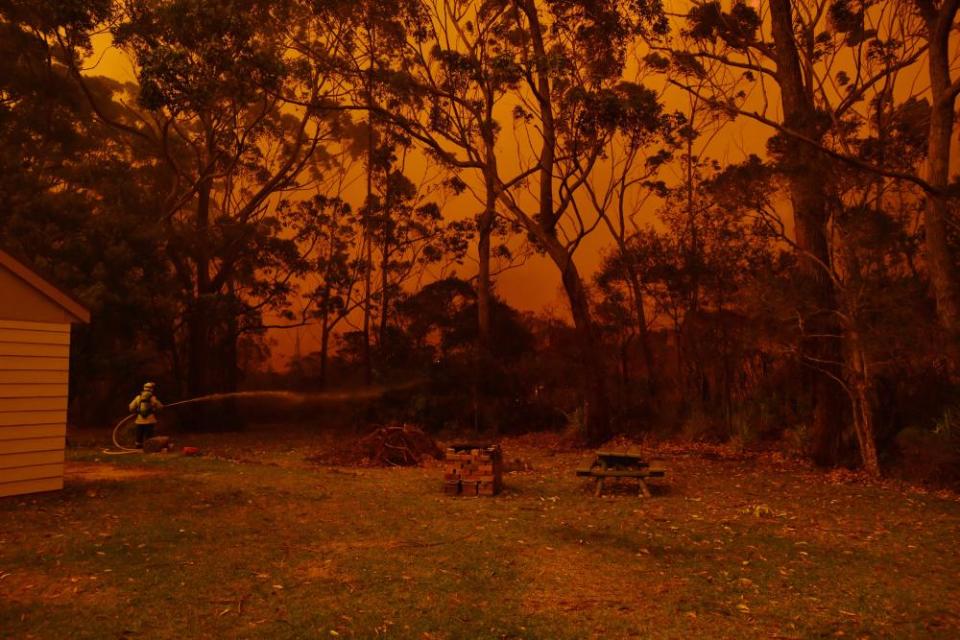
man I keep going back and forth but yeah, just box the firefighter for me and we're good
[129,382,163,448]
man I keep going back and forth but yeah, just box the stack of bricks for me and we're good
[442,443,503,496]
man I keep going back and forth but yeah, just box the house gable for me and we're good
[0,252,90,324]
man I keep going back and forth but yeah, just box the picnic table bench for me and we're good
[576,449,666,497]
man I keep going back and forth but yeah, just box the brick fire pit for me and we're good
[442,443,503,496]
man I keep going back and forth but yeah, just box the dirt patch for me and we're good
[65,462,165,482]
[0,569,118,606]
[293,558,358,587]
[518,544,665,616]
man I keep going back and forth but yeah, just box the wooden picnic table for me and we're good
[576,449,666,497]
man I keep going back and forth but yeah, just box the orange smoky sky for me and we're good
[85,9,776,371]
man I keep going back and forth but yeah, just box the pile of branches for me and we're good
[355,423,443,467]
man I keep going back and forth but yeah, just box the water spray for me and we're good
[105,382,423,455]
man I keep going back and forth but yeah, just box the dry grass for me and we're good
[65,463,166,482]
[1,427,959,639]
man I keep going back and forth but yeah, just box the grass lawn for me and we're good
[2,428,959,639]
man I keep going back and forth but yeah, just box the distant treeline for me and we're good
[1,0,958,480]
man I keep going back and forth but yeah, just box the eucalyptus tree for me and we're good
[655,0,937,463]
[425,2,506,360]
[53,0,354,398]
[293,0,431,384]
[552,65,677,404]
[0,0,180,417]
[701,75,936,476]
[570,73,727,401]
[366,0,669,442]
[909,0,960,352]
[350,0,529,428]
[285,193,360,388]
[488,0,669,442]
[299,0,528,402]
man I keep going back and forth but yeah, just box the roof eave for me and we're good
[0,250,91,324]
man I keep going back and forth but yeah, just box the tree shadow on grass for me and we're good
[572,477,677,498]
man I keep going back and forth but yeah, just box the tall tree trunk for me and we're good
[222,294,239,395]
[166,323,185,398]
[922,3,960,356]
[560,256,611,445]
[477,100,499,352]
[852,382,880,477]
[624,261,657,398]
[379,237,390,347]
[769,0,847,465]
[362,15,375,386]
[219,286,242,431]
[848,328,881,477]
[517,0,555,227]
[791,146,847,465]
[505,0,610,442]
[362,236,373,385]
[620,336,631,390]
[474,115,498,432]
[318,204,338,391]
[475,193,495,432]
[477,183,494,353]
[319,310,331,390]
[187,174,213,400]
[526,235,611,444]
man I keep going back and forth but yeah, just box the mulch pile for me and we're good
[356,424,443,466]
[308,423,442,467]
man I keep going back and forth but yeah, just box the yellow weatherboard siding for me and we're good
[0,397,68,411]
[0,355,70,370]
[0,424,66,440]
[0,371,69,384]
[0,319,71,498]
[0,477,62,496]
[0,411,67,426]
[0,464,64,484]
[0,251,88,497]
[0,343,70,357]
[0,437,65,454]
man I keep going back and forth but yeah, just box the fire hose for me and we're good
[103,384,422,455]
[106,395,221,454]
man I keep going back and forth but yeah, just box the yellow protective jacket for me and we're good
[129,392,163,425]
